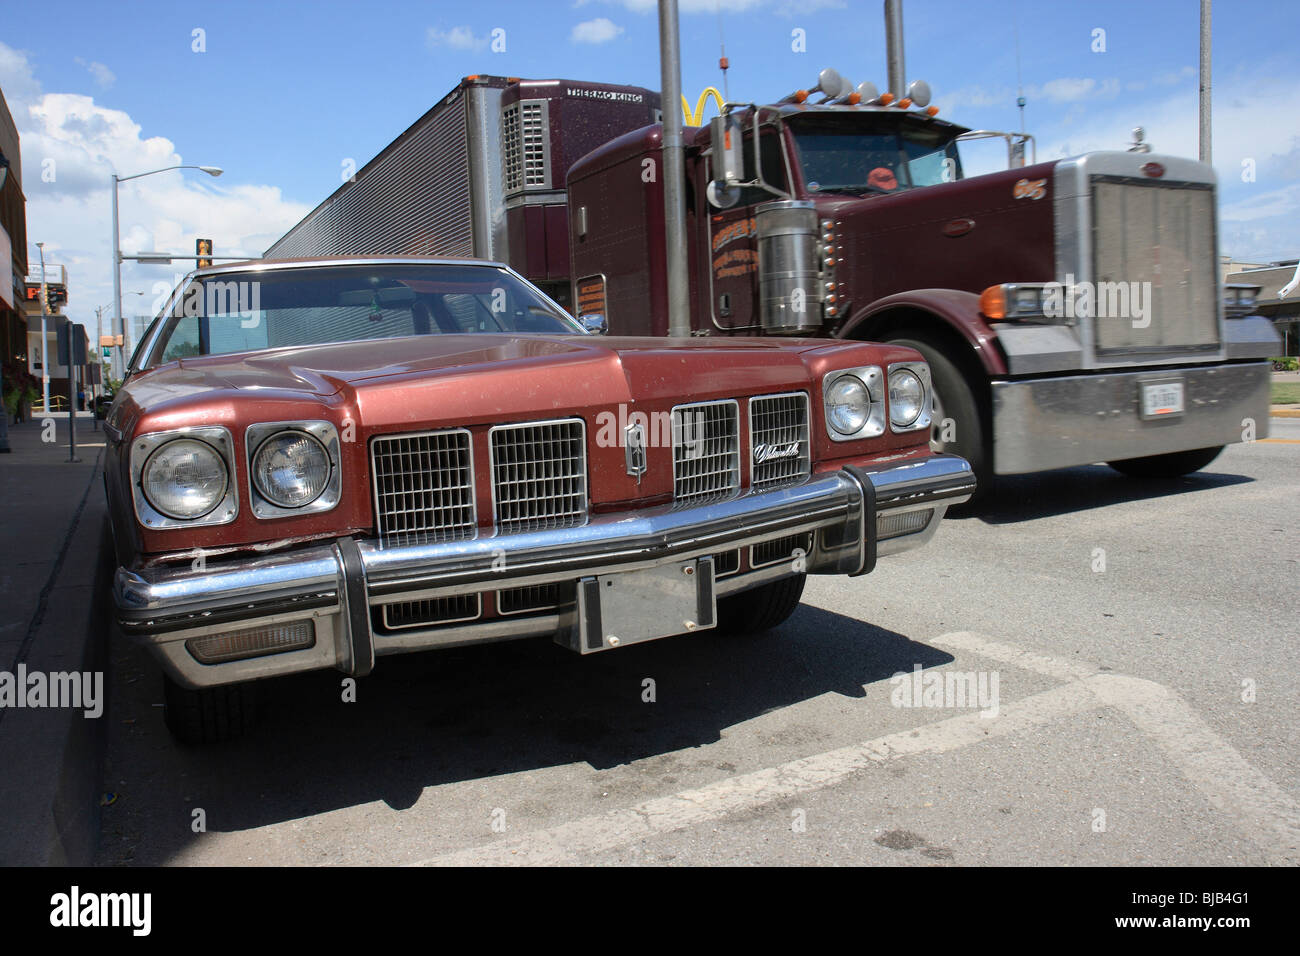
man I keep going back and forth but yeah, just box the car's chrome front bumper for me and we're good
[114,454,975,687]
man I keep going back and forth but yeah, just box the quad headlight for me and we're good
[130,426,239,529]
[142,438,229,519]
[887,362,933,433]
[823,366,886,441]
[825,375,871,435]
[245,421,341,518]
[252,431,331,508]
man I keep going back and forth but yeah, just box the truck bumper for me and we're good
[991,361,1271,475]
[114,455,974,688]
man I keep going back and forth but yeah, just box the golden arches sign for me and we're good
[682,87,725,126]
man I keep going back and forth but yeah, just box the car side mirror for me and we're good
[580,313,608,335]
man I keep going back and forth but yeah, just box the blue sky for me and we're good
[3,0,1298,333]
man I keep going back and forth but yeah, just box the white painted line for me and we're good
[933,631,1300,866]
[411,677,1104,867]
[930,631,1098,682]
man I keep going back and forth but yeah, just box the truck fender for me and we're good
[837,289,1008,377]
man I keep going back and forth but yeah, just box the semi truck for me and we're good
[266,72,1279,494]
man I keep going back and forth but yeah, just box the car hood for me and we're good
[122,334,832,429]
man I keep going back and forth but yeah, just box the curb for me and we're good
[0,453,110,866]
[1271,408,1300,418]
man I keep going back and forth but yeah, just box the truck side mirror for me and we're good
[580,313,608,335]
[710,114,744,186]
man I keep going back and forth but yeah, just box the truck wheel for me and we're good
[1107,446,1224,479]
[717,574,806,635]
[887,338,989,500]
[163,674,260,745]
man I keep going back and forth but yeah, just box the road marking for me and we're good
[934,632,1300,866]
[412,632,1300,866]
[412,677,1105,866]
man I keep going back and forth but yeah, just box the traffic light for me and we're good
[196,238,213,269]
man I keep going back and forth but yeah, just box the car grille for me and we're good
[749,392,811,490]
[489,419,588,534]
[1090,177,1219,356]
[381,594,480,630]
[751,532,815,569]
[498,583,569,616]
[672,399,740,505]
[370,429,476,546]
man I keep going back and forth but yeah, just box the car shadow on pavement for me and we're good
[97,604,953,864]
[954,465,1253,525]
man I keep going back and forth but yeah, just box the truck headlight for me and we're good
[823,366,886,441]
[252,431,330,508]
[887,362,933,433]
[142,438,229,519]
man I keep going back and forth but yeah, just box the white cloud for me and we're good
[571,18,625,45]
[1032,77,1121,104]
[0,41,310,334]
[74,57,115,88]
[426,25,488,51]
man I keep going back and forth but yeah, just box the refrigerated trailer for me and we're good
[265,75,662,312]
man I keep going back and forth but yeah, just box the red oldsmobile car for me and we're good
[106,258,974,743]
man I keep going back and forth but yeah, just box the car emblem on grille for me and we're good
[754,442,801,464]
[625,422,647,482]
[1141,162,1165,178]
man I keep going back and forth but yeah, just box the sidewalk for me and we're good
[0,418,111,865]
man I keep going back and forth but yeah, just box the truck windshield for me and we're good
[789,117,962,194]
[141,263,582,368]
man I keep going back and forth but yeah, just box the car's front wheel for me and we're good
[716,574,806,635]
[163,675,260,746]
[1107,445,1225,479]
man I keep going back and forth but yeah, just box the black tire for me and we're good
[886,338,989,501]
[163,674,260,745]
[717,573,806,635]
[1107,445,1225,479]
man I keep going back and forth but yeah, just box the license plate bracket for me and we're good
[569,557,716,654]
[1139,376,1186,420]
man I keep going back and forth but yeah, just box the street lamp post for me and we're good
[37,242,49,411]
[112,164,222,380]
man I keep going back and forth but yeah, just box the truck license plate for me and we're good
[572,558,716,654]
[1140,380,1185,420]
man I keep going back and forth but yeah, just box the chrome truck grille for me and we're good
[672,399,741,505]
[1090,177,1219,356]
[489,419,588,534]
[749,392,811,490]
[370,429,477,547]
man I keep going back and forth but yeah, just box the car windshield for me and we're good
[789,115,963,194]
[142,263,582,367]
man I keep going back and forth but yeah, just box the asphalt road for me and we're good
[96,423,1299,866]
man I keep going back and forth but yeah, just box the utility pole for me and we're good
[1199,0,1212,164]
[658,0,691,338]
